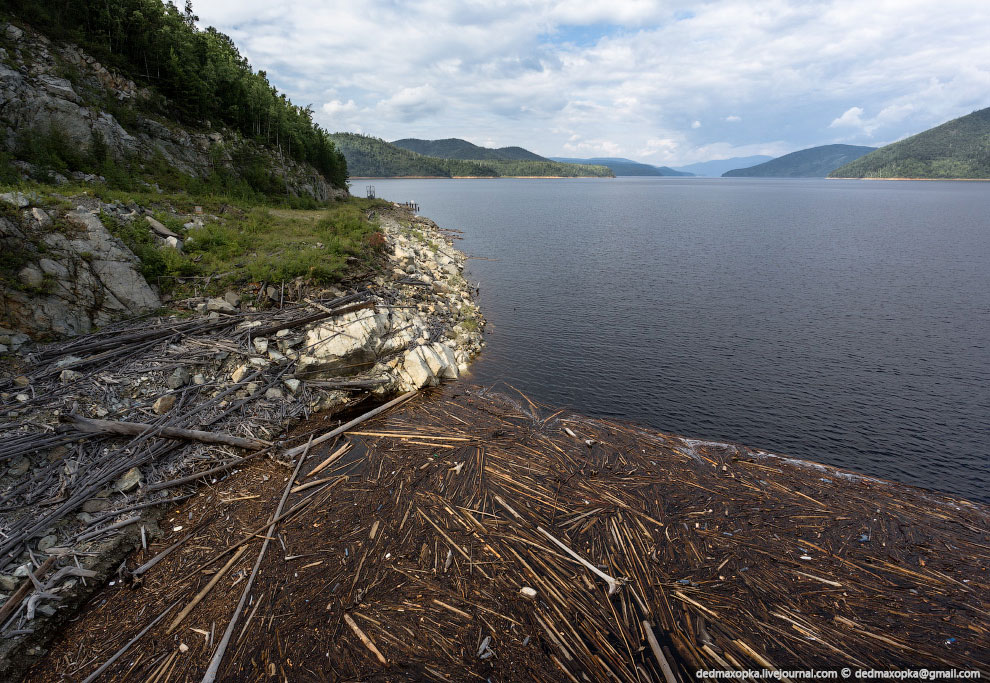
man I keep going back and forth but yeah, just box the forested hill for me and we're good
[333,134,613,178]
[830,108,990,179]
[723,145,875,177]
[551,157,692,176]
[391,138,544,161]
[0,0,346,195]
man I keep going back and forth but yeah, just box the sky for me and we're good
[191,0,990,166]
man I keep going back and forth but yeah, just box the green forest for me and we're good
[1,0,347,188]
[332,134,613,178]
[830,107,990,179]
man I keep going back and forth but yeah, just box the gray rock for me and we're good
[0,191,29,208]
[36,604,57,617]
[18,265,44,289]
[264,387,283,400]
[13,376,29,387]
[0,344,7,354]
[13,564,31,578]
[223,290,240,307]
[8,456,30,477]
[207,297,236,314]
[167,366,191,389]
[116,467,142,492]
[231,365,250,383]
[252,337,268,354]
[37,535,58,552]
[192,373,206,385]
[59,369,83,382]
[146,215,178,238]
[283,378,301,394]
[0,575,18,591]
[81,498,109,513]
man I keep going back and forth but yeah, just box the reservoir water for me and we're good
[367,177,989,502]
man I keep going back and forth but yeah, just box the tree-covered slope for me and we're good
[0,0,346,190]
[392,138,545,161]
[723,145,875,177]
[830,108,990,179]
[330,134,497,177]
[550,157,692,176]
[334,134,613,177]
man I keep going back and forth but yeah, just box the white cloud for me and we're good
[191,0,990,163]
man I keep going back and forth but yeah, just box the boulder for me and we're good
[296,311,389,377]
[152,394,176,414]
[167,367,191,389]
[115,467,142,492]
[207,298,236,314]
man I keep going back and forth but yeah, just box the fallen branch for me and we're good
[0,556,56,625]
[66,415,270,451]
[538,526,625,595]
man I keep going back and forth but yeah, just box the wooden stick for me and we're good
[642,620,678,683]
[538,526,625,595]
[344,613,388,665]
[201,436,314,683]
[305,443,351,479]
[67,415,270,451]
[283,390,418,458]
[167,545,249,633]
[80,601,179,683]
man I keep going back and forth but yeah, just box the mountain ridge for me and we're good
[723,144,875,177]
[672,155,773,177]
[550,157,693,176]
[332,134,613,178]
[391,138,545,162]
[830,108,990,179]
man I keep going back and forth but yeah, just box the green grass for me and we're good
[1,177,390,296]
[103,196,389,293]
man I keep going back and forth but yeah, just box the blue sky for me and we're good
[192,0,990,166]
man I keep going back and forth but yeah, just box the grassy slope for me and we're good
[1,181,388,297]
[830,108,990,179]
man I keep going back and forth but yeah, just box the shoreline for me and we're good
[829,176,990,181]
[3,200,989,678]
[0,199,485,676]
[350,175,612,179]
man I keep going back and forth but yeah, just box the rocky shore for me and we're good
[0,200,484,675]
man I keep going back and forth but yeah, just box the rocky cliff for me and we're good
[0,20,344,200]
[0,191,161,337]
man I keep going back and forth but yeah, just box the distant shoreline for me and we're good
[829,176,990,182]
[349,175,612,180]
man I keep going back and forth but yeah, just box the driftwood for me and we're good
[283,390,418,458]
[0,556,56,625]
[66,415,270,451]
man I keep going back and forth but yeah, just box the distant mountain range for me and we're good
[830,107,990,179]
[723,144,875,177]
[549,157,692,176]
[391,138,544,161]
[329,134,613,178]
[672,156,773,177]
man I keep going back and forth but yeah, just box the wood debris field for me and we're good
[25,385,990,681]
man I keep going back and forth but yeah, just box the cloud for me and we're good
[191,0,990,163]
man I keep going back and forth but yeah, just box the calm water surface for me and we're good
[368,177,989,502]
